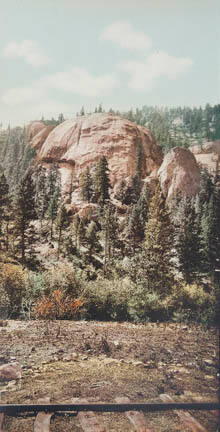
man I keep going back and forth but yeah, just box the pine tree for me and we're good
[102,203,119,272]
[70,215,86,253]
[55,202,69,259]
[80,106,85,116]
[47,187,60,240]
[200,193,220,277]
[79,167,93,202]
[0,172,11,250]
[94,156,111,205]
[173,197,200,282]
[78,218,86,252]
[35,166,48,231]
[13,173,36,264]
[126,205,141,254]
[140,183,174,295]
[47,164,61,203]
[57,113,65,124]
[85,220,100,260]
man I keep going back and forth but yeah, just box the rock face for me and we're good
[158,147,200,202]
[30,125,55,151]
[26,121,45,142]
[190,141,220,176]
[37,113,163,202]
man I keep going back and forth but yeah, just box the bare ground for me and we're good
[0,320,219,431]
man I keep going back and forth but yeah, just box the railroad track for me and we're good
[0,395,219,431]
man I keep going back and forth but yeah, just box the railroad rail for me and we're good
[0,395,219,431]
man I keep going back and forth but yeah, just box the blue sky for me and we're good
[1,0,219,127]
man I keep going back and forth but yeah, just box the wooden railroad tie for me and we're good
[160,394,207,432]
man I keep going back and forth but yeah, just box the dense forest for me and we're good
[0,104,220,325]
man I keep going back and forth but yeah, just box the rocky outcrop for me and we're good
[158,147,200,202]
[26,121,45,142]
[30,125,55,151]
[189,141,220,176]
[36,113,163,202]
[190,140,220,155]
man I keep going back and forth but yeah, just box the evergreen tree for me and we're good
[200,193,220,277]
[47,164,61,203]
[125,205,141,254]
[35,166,48,231]
[85,220,101,260]
[79,166,93,202]
[55,202,69,259]
[102,203,119,272]
[70,215,86,253]
[173,197,200,282]
[126,184,150,252]
[0,172,10,250]
[94,156,111,205]
[47,187,60,240]
[13,173,36,264]
[78,218,86,252]
[57,113,65,124]
[138,183,174,295]
[80,106,85,116]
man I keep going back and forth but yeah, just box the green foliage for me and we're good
[170,282,216,324]
[81,278,131,321]
[0,263,26,317]
[85,220,101,259]
[13,172,37,263]
[173,197,200,282]
[141,183,175,295]
[79,167,93,202]
[127,285,170,322]
[47,187,61,240]
[94,156,111,205]
[21,271,45,319]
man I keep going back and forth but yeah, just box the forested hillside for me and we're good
[0,104,219,325]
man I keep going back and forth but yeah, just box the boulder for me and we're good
[158,147,200,202]
[0,363,21,381]
[37,113,163,201]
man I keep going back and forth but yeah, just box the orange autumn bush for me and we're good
[33,289,84,320]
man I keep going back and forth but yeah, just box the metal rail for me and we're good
[0,401,219,415]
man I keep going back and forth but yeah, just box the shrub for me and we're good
[81,278,131,321]
[33,289,84,320]
[170,282,216,324]
[128,283,171,322]
[43,262,85,298]
[21,271,45,319]
[0,264,26,317]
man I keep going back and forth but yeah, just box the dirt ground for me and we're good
[0,320,219,431]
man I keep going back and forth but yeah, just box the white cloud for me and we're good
[2,85,44,106]
[120,51,193,90]
[2,67,118,107]
[101,20,152,51]
[3,40,49,67]
[43,67,118,97]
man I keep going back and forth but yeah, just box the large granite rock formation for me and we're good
[36,113,163,203]
[26,115,204,211]
[158,147,200,202]
[26,121,45,142]
[30,125,55,151]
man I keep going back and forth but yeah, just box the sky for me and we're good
[0,0,219,127]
